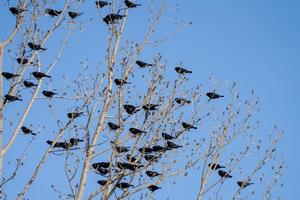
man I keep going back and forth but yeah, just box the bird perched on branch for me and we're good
[17,58,29,65]
[107,122,120,130]
[175,98,191,105]
[218,170,232,178]
[208,163,225,170]
[46,140,69,149]
[152,145,166,152]
[103,14,126,24]
[111,141,130,153]
[42,90,57,98]
[97,180,108,186]
[237,181,254,188]
[124,0,141,8]
[129,128,147,135]
[175,67,192,74]
[146,171,162,178]
[92,162,110,169]
[69,138,84,147]
[123,104,140,114]
[148,185,161,192]
[28,42,46,51]
[4,95,22,104]
[32,72,51,79]
[21,126,36,135]
[144,154,160,162]
[67,112,83,119]
[116,182,133,189]
[166,141,182,149]
[46,9,62,17]
[182,122,197,130]
[138,147,153,154]
[2,72,19,80]
[142,104,160,111]
[136,60,153,68]
[206,92,224,102]
[126,154,138,163]
[68,11,83,19]
[23,80,38,88]
[161,133,175,140]
[117,162,143,171]
[95,1,111,8]
[114,79,130,86]
[9,7,26,16]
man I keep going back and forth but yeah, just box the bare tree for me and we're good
[0,1,283,200]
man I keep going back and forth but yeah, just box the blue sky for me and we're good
[1,0,299,199]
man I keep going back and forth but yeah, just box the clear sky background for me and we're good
[1,0,299,199]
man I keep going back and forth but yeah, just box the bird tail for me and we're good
[46,75,51,78]
[187,70,192,73]
[220,95,224,97]
[41,47,47,50]
[46,140,53,145]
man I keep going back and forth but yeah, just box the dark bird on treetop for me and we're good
[2,72,19,80]
[42,90,57,98]
[114,79,130,86]
[182,122,197,130]
[21,126,36,135]
[124,0,141,8]
[129,127,147,135]
[175,67,192,74]
[67,112,83,119]
[167,141,182,149]
[142,104,160,111]
[28,42,46,51]
[161,133,175,140]
[206,92,224,102]
[218,170,232,178]
[17,58,29,65]
[146,171,162,178]
[23,80,38,88]
[95,1,111,8]
[107,122,120,130]
[148,185,161,192]
[123,104,140,114]
[175,97,191,105]
[136,60,153,68]
[103,14,126,24]
[46,9,62,17]
[97,180,108,186]
[68,11,83,19]
[4,95,22,103]
[208,163,225,170]
[116,182,133,189]
[9,7,26,16]
[32,71,51,79]
[237,181,254,188]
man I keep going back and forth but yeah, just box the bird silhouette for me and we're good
[175,67,192,74]
[148,185,161,192]
[206,92,224,102]
[9,7,26,16]
[97,180,108,186]
[114,79,130,86]
[103,14,126,24]
[69,138,84,147]
[4,95,22,104]
[138,147,153,154]
[67,112,83,119]
[111,141,130,153]
[237,181,254,188]
[68,11,83,19]
[146,171,162,178]
[175,97,191,105]
[124,0,141,8]
[166,141,182,149]
[144,154,159,162]
[136,60,153,68]
[116,182,133,189]
[46,9,62,17]
[32,72,51,79]
[182,122,197,130]
[2,72,19,80]
[151,145,166,152]
[23,80,38,88]
[46,140,69,149]
[218,170,232,178]
[142,104,159,111]
[96,168,109,175]
[117,162,143,171]
[28,42,46,50]
[107,122,120,130]
[126,154,138,163]
[17,58,29,65]
[21,126,36,135]
[42,90,57,98]
[123,104,140,114]
[161,133,175,140]
[129,128,147,135]
[95,1,111,8]
[92,162,110,169]
[208,163,225,170]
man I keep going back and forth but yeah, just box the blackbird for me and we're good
[95,1,111,8]
[136,60,153,68]
[175,67,192,74]
[138,147,153,154]
[218,170,232,178]
[67,112,83,119]
[17,58,29,65]
[23,80,38,88]
[46,9,62,17]
[28,42,46,50]
[146,171,162,178]
[68,11,83,19]
[42,90,57,98]
[142,104,160,111]
[129,128,147,135]
[182,122,197,130]
[237,181,254,188]
[10,7,26,16]
[144,154,159,162]
[123,104,140,114]
[103,14,126,24]
[126,154,137,163]
[114,79,130,86]
[116,182,133,189]
[175,97,191,105]
[148,185,161,192]
[124,0,141,8]
[2,72,19,80]
[69,138,84,146]
[97,180,108,186]
[208,163,225,170]
[151,145,166,152]
[161,133,175,140]
[32,72,51,79]
[46,140,69,149]
[92,162,110,169]
[206,92,224,102]
[4,95,22,103]
[166,141,182,149]
[107,122,120,130]
[21,126,36,135]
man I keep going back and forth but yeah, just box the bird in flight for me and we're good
[175,67,192,74]
[95,1,111,8]
[46,9,62,17]
[32,72,51,79]
[68,11,83,19]
[28,42,46,51]
[206,92,224,102]
[218,170,232,178]
[2,72,19,80]
[136,60,153,68]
